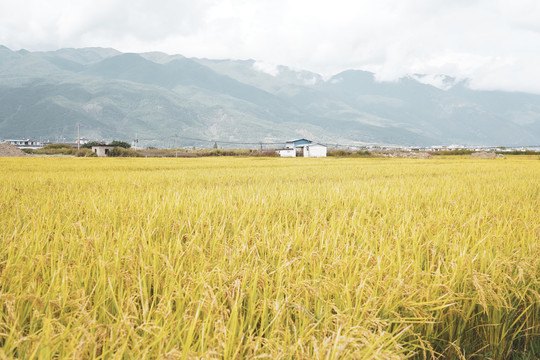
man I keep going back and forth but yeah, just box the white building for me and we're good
[4,139,44,149]
[277,138,327,157]
[303,143,327,157]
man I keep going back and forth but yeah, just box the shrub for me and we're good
[328,149,373,157]
[82,140,131,149]
[29,146,77,155]
[43,143,74,150]
[76,149,97,157]
[81,141,106,149]
[496,150,538,155]
[109,140,131,149]
[355,150,372,157]
[108,147,140,157]
[251,150,279,157]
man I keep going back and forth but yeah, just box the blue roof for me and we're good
[287,138,312,145]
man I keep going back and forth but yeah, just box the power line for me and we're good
[137,134,285,146]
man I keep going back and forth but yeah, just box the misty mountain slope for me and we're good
[139,52,186,64]
[312,70,539,144]
[85,54,309,124]
[196,58,323,93]
[195,59,540,145]
[0,51,66,81]
[192,59,434,143]
[0,82,114,139]
[448,85,540,136]
[47,47,121,65]
[0,46,539,146]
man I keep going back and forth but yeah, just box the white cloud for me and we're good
[253,61,280,76]
[1,0,540,93]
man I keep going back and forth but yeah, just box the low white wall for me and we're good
[277,149,296,157]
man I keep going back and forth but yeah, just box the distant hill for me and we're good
[1,46,539,147]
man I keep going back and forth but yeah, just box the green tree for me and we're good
[109,140,131,149]
[81,141,105,149]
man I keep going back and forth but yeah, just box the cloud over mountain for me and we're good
[1,1,540,94]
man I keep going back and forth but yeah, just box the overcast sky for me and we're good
[1,0,540,93]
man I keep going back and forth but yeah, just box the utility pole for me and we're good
[260,142,263,152]
[133,133,139,150]
[175,134,178,157]
[77,123,80,152]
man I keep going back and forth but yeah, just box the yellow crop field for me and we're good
[0,156,539,359]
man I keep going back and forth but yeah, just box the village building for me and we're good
[91,145,115,157]
[277,138,327,158]
[4,139,44,149]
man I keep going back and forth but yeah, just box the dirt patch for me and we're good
[0,142,27,157]
[470,151,497,158]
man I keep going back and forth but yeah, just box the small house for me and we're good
[91,145,115,157]
[277,138,327,158]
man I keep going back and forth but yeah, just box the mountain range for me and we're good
[1,45,539,147]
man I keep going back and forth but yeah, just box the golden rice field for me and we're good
[0,156,539,359]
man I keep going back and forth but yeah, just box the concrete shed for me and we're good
[92,145,115,157]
